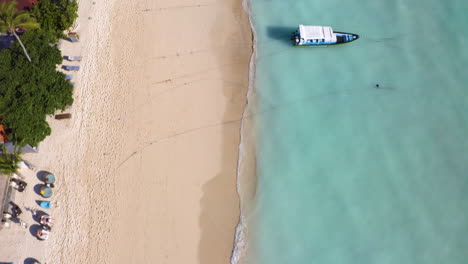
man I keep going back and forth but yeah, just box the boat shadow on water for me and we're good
[266,26,296,44]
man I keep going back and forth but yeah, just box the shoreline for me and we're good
[231,0,258,263]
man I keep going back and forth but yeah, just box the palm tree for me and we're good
[0,1,39,62]
[0,144,22,175]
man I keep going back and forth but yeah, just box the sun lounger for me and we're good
[55,113,72,120]
[63,65,80,71]
[65,56,82,61]
[67,32,80,42]
[65,75,72,80]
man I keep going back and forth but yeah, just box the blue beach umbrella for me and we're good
[44,173,56,184]
[40,186,53,198]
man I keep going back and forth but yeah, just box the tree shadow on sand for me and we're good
[199,173,239,264]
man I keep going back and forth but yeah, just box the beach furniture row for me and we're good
[60,38,82,118]
[1,169,55,242]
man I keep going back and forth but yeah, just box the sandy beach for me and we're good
[0,0,252,263]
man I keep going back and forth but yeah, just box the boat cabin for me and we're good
[296,25,337,45]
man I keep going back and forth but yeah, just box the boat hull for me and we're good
[291,31,359,46]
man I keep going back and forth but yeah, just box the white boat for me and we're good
[292,25,359,46]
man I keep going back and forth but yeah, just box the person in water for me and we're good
[375,84,380,88]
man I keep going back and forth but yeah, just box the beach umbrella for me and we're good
[40,215,54,228]
[40,186,53,198]
[36,227,50,240]
[44,173,55,184]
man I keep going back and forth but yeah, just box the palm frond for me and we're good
[0,144,22,175]
[12,11,33,23]
[4,1,18,17]
[0,10,13,29]
[0,1,10,13]
[16,22,40,30]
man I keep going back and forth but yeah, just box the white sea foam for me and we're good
[231,0,257,263]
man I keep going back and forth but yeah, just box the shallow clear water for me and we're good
[246,0,468,263]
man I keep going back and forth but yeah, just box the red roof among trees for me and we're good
[0,124,8,143]
[0,0,39,10]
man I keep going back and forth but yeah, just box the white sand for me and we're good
[0,0,252,263]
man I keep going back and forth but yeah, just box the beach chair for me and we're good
[67,32,80,42]
[55,113,72,120]
[65,75,72,80]
[63,65,80,71]
[65,56,82,61]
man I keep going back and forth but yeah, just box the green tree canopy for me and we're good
[32,0,78,41]
[0,30,74,146]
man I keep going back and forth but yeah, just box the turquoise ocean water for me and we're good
[243,0,468,263]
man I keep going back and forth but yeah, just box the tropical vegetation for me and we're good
[32,0,79,41]
[0,144,22,175]
[0,30,74,147]
[0,0,40,62]
[0,0,78,148]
